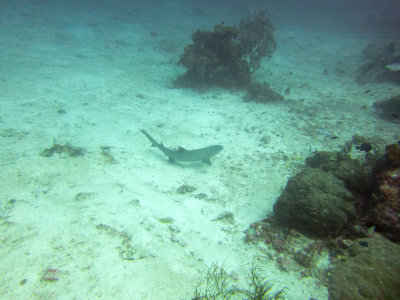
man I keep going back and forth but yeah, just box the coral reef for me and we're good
[271,138,400,241]
[385,140,400,167]
[245,139,400,299]
[374,94,400,123]
[236,10,276,71]
[175,23,249,89]
[355,42,400,84]
[304,148,376,198]
[245,220,329,286]
[368,141,400,242]
[273,168,356,238]
[329,234,400,299]
[175,11,281,102]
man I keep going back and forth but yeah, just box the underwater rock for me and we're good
[384,140,400,167]
[329,234,400,299]
[369,140,400,242]
[374,94,400,123]
[305,149,375,198]
[273,168,356,238]
[355,42,400,84]
[304,142,399,242]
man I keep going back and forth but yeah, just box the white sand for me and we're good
[1,2,399,300]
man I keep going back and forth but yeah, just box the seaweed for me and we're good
[41,139,85,157]
[192,259,286,300]
[240,259,287,300]
[0,199,15,222]
[192,263,239,299]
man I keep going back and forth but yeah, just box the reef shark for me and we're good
[141,129,223,165]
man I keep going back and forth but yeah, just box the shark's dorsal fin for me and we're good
[178,146,188,152]
[202,157,211,165]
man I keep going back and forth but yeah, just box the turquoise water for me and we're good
[0,1,399,299]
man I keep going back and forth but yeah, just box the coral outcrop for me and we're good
[273,168,356,238]
[368,141,400,242]
[272,139,400,241]
[329,234,400,299]
[175,11,281,102]
[175,24,250,89]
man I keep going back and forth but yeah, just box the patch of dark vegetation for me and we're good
[57,108,66,114]
[1,198,16,223]
[100,146,118,164]
[177,184,196,194]
[41,140,85,157]
[0,128,29,139]
[96,223,149,261]
[192,259,286,300]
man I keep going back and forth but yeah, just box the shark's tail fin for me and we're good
[141,129,159,147]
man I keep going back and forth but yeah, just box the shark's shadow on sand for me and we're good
[141,130,223,165]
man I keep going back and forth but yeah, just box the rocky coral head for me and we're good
[174,11,276,91]
[385,140,400,167]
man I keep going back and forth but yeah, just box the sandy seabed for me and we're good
[1,2,399,299]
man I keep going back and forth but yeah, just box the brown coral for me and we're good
[174,11,276,90]
[329,234,400,299]
[370,142,400,242]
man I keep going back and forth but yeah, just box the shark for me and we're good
[141,129,223,165]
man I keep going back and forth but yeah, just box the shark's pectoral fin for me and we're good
[168,157,176,163]
[202,157,211,165]
[178,146,188,152]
